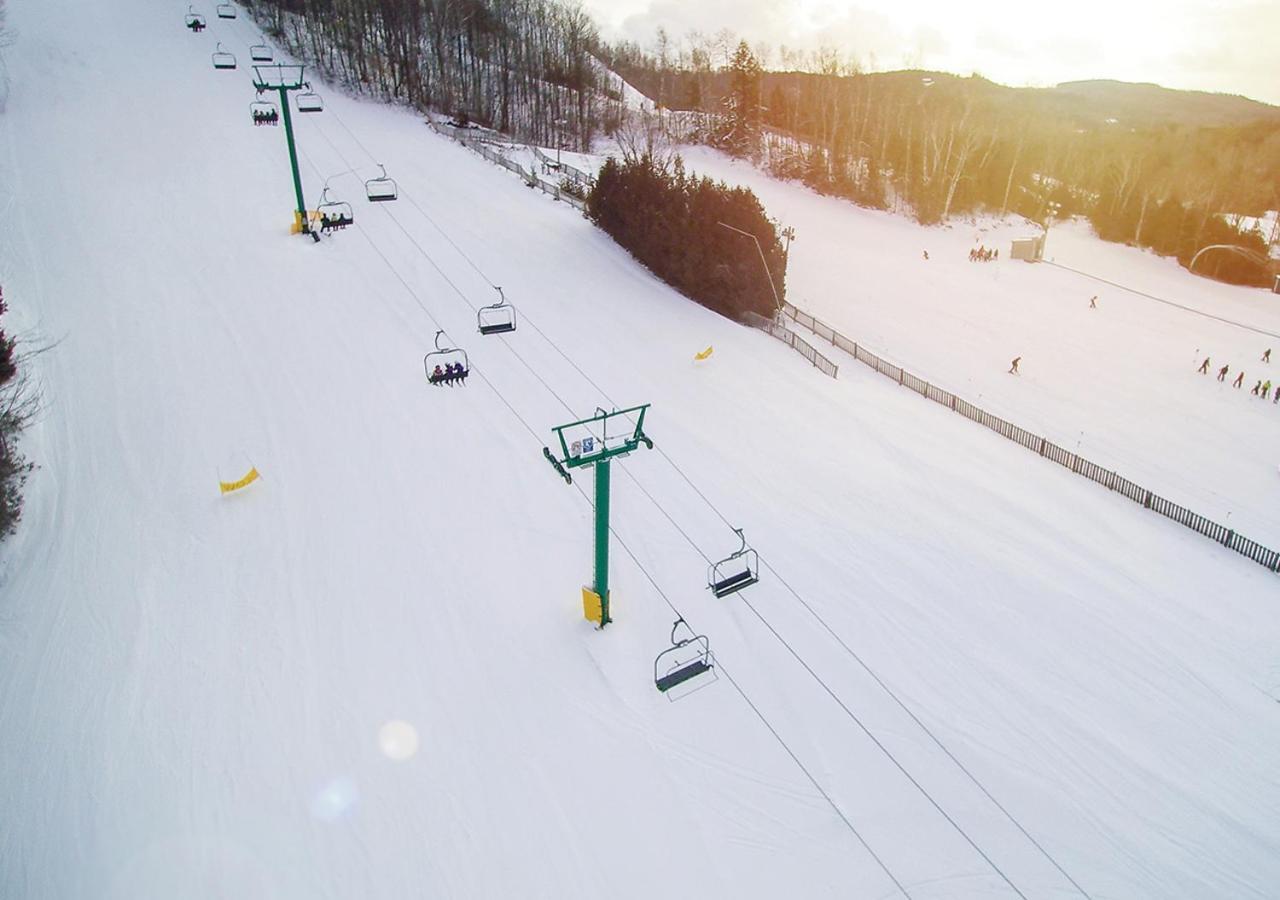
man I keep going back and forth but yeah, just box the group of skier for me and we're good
[1198,348,1278,401]
[252,109,279,126]
[429,362,468,385]
[970,246,997,263]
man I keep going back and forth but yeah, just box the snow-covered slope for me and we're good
[1,2,1278,899]
[673,146,1280,547]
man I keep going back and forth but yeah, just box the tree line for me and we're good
[602,36,1280,286]
[245,0,619,151]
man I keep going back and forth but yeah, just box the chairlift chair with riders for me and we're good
[216,2,236,18]
[424,331,469,386]
[364,164,398,203]
[250,94,279,126]
[296,84,324,113]
[211,42,237,70]
[654,618,714,694]
[250,43,273,63]
[707,528,759,598]
[316,186,353,233]
[185,6,206,31]
[476,286,517,335]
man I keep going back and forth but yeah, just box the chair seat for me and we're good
[479,322,515,335]
[656,660,710,692]
[711,570,756,597]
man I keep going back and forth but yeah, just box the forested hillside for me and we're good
[246,0,616,150]
[605,39,1280,284]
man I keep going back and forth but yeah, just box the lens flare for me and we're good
[378,720,420,761]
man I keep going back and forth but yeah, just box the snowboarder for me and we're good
[1089,295,1098,309]
[1233,371,1245,389]
[1009,356,1021,375]
[1264,348,1272,363]
[1218,364,1229,382]
[1198,357,1211,374]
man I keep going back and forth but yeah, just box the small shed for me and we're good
[1010,236,1044,262]
[1273,273,1280,295]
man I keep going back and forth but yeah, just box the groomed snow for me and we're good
[1,2,1278,899]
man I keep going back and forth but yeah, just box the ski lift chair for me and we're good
[476,286,517,335]
[364,164,398,202]
[296,85,324,113]
[211,43,237,70]
[316,187,354,233]
[424,331,469,386]
[654,618,714,694]
[250,96,279,126]
[250,44,273,63]
[707,528,759,598]
[185,7,207,30]
[216,2,236,18]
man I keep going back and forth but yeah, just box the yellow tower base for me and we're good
[582,587,604,624]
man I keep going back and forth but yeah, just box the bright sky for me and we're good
[582,0,1280,106]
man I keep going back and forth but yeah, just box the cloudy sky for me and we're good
[580,0,1280,105]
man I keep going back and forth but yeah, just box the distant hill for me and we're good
[1023,79,1280,129]
[615,64,1280,131]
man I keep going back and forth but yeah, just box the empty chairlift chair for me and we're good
[185,7,207,31]
[296,84,324,113]
[654,618,714,694]
[364,164,398,202]
[315,187,353,233]
[476,286,517,335]
[211,42,237,70]
[707,528,759,598]
[250,95,279,126]
[424,331,469,386]
[216,2,236,18]
[250,43,273,63]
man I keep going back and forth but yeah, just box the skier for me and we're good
[1252,380,1262,396]
[1089,295,1098,309]
[1264,348,1272,363]
[1233,371,1245,389]
[1008,356,1021,375]
[1263,380,1272,399]
[1198,357,1211,374]
[432,364,444,382]
[922,250,929,261]
[1218,364,1229,382]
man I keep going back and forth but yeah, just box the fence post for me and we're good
[1144,491,1152,508]
[1225,529,1234,548]
[1038,437,1046,456]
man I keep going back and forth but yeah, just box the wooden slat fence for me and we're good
[427,119,587,211]
[781,301,1280,575]
[742,312,839,378]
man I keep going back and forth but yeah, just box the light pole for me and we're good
[719,221,783,318]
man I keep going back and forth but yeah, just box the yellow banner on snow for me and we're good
[694,346,714,361]
[220,467,261,495]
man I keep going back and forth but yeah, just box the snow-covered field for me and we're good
[1,2,1278,899]
[671,146,1280,548]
